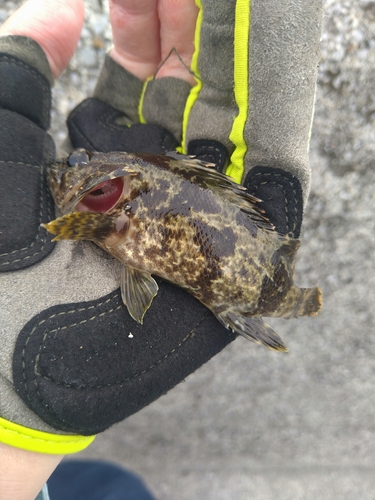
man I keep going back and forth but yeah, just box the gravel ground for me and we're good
[2,1,375,499]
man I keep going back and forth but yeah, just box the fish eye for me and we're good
[67,149,92,167]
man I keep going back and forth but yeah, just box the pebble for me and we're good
[78,46,98,68]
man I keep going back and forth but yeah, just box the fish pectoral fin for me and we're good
[41,212,116,242]
[121,265,159,324]
[217,312,288,352]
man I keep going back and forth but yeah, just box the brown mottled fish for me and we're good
[42,148,322,351]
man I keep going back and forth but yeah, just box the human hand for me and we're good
[0,1,84,498]
[0,0,236,470]
[0,0,323,475]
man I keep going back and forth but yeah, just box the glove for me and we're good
[0,0,323,456]
[0,34,234,455]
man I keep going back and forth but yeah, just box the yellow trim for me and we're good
[138,77,153,124]
[226,0,251,184]
[180,0,203,154]
[0,417,95,455]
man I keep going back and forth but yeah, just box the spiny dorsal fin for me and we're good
[143,152,275,232]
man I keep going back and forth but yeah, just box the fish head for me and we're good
[46,148,142,215]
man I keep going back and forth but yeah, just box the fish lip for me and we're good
[55,179,88,214]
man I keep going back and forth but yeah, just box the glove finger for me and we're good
[0,36,52,129]
[0,36,55,271]
[93,54,144,124]
[243,0,322,238]
[0,111,55,271]
[141,77,192,143]
[183,0,321,188]
[70,53,187,152]
[183,0,322,237]
[67,97,178,154]
[183,0,236,164]
[240,0,322,191]
[93,53,192,144]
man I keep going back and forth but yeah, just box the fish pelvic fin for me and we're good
[217,312,288,352]
[121,264,159,324]
[41,212,116,242]
[271,285,323,319]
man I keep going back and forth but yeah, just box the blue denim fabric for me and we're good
[35,483,50,500]
[46,459,155,500]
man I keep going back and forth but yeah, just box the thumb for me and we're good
[0,0,85,78]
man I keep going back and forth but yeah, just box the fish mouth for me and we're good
[76,177,124,213]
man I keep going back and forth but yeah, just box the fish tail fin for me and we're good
[217,312,288,352]
[296,286,322,317]
[41,212,116,242]
[272,285,323,319]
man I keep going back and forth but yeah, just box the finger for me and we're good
[157,0,198,84]
[109,0,161,80]
[0,0,84,79]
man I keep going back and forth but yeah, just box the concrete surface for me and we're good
[3,0,375,498]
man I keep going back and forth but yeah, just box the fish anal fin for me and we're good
[121,264,159,324]
[41,212,116,242]
[217,312,288,352]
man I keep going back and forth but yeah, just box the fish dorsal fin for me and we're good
[120,264,159,324]
[162,153,274,232]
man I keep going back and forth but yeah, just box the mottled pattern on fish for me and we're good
[43,149,322,351]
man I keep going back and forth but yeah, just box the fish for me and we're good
[42,148,322,352]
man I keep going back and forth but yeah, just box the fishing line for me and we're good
[153,47,224,91]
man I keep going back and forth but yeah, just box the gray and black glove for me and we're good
[0,36,235,455]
